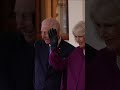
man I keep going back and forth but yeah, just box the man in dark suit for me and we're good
[85,44,98,63]
[34,18,75,90]
[0,31,34,90]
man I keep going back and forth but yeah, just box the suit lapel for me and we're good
[41,44,49,74]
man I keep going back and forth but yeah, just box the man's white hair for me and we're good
[41,18,60,32]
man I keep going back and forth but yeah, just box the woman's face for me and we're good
[94,20,120,51]
[73,30,85,48]
[91,0,120,52]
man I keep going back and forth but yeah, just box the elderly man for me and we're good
[0,31,34,90]
[14,0,35,44]
[34,18,75,90]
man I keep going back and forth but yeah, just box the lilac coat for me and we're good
[49,47,85,90]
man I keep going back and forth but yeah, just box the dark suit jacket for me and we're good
[0,32,34,90]
[34,39,75,90]
[85,44,98,63]
[87,48,120,90]
[85,44,98,90]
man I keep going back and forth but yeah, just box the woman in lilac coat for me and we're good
[49,21,85,90]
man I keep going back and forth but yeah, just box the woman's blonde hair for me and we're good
[72,21,85,36]
[90,0,120,24]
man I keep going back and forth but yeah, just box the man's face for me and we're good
[94,19,120,51]
[41,25,59,44]
[41,26,51,44]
